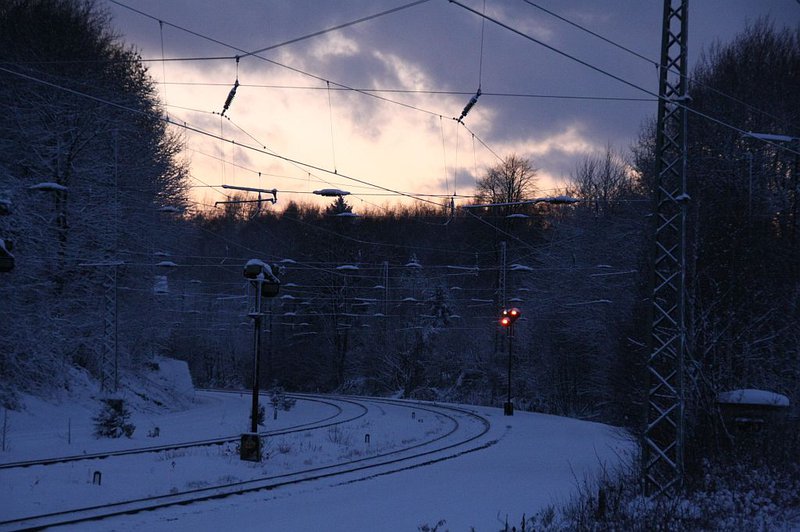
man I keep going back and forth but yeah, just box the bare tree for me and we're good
[475,155,538,216]
[567,144,638,217]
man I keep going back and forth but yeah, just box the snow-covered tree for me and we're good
[0,0,189,398]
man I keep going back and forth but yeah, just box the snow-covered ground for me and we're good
[0,360,633,531]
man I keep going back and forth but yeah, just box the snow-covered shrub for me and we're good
[269,387,296,412]
[407,387,438,401]
[417,519,446,531]
[92,399,135,438]
[276,440,292,454]
[530,455,800,531]
[250,404,266,427]
[497,511,555,532]
[327,426,353,446]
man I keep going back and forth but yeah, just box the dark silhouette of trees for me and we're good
[0,0,189,398]
[685,19,799,403]
[628,18,800,473]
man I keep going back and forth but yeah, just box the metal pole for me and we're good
[114,264,118,392]
[250,281,263,433]
[505,324,514,416]
[507,325,512,404]
[500,241,507,309]
[267,298,273,382]
[383,260,389,337]
[747,151,753,220]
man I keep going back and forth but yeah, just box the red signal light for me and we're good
[500,307,521,327]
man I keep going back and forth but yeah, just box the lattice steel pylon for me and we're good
[645,0,689,496]
[101,132,120,394]
[100,264,118,393]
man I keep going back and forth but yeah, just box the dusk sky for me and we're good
[104,0,800,212]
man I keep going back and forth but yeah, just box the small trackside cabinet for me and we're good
[240,432,261,462]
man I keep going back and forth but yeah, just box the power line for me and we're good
[105,2,515,186]
[181,123,444,206]
[520,0,791,126]
[183,101,504,201]
[244,0,432,58]
[447,1,800,157]
[521,0,657,67]
[155,81,657,102]
[108,0,431,62]
[161,94,455,211]
[0,65,450,206]
[279,212,482,256]
[218,114,402,213]
[107,0,445,119]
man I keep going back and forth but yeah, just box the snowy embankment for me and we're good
[0,359,633,531]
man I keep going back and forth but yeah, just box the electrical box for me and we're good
[240,432,261,462]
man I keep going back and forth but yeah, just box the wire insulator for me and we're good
[457,88,482,123]
[221,79,239,117]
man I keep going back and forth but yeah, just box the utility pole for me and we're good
[499,241,507,310]
[382,260,389,337]
[382,261,389,316]
[240,259,280,462]
[645,0,689,497]
[249,282,263,434]
[500,307,520,416]
[494,241,508,356]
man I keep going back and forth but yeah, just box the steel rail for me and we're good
[0,393,359,470]
[1,395,492,531]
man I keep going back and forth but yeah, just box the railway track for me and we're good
[0,393,362,470]
[0,394,492,531]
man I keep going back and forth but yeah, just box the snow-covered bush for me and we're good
[327,426,353,446]
[276,440,292,454]
[524,456,800,531]
[92,399,135,439]
[250,404,266,427]
[269,387,296,412]
[417,519,447,531]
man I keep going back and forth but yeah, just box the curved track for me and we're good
[0,394,492,531]
[0,393,362,470]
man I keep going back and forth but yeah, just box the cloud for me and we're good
[153,42,610,211]
[371,50,431,91]
[486,4,555,42]
[109,0,797,211]
[309,33,360,61]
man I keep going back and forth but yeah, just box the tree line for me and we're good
[0,0,189,405]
